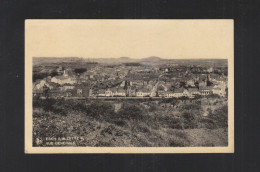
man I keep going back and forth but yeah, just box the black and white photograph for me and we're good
[25,20,234,153]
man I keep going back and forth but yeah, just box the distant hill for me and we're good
[33,57,228,66]
[119,57,131,60]
[141,56,162,62]
[33,57,82,65]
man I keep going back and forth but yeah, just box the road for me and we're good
[150,82,159,97]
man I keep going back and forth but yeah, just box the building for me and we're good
[199,86,213,96]
[157,90,165,97]
[105,88,114,97]
[212,85,226,97]
[77,89,83,96]
[127,86,136,97]
[51,76,76,85]
[60,84,75,91]
[187,87,200,95]
[173,88,184,98]
[34,80,54,90]
[136,88,150,97]
[97,89,106,97]
[120,81,126,87]
[186,80,195,87]
[33,89,43,97]
[183,89,193,98]
[116,88,126,97]
[198,80,207,87]
[165,91,175,98]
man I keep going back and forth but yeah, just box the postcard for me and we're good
[25,19,234,153]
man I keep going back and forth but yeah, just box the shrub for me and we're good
[100,125,114,136]
[85,102,115,120]
[208,105,228,128]
[33,98,67,115]
[113,120,128,127]
[118,103,144,121]
[168,118,183,129]
[182,112,200,129]
[199,118,217,129]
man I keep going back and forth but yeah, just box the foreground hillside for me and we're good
[33,97,228,147]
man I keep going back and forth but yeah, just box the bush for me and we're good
[182,112,200,129]
[100,125,114,136]
[33,98,67,115]
[113,120,128,127]
[199,118,217,129]
[168,118,183,129]
[85,102,115,120]
[208,105,228,128]
[72,102,88,112]
[118,103,144,121]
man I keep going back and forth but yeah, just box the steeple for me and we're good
[63,69,68,77]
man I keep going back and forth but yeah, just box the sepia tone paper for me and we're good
[25,19,234,153]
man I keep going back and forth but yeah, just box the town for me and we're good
[33,58,228,100]
[32,57,229,147]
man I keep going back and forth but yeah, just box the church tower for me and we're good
[63,69,68,77]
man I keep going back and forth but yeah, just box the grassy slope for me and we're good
[33,97,228,147]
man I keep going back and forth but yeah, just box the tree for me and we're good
[50,70,58,77]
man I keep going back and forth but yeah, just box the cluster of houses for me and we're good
[91,85,226,98]
[33,68,227,99]
[87,74,227,98]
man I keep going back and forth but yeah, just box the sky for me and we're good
[25,20,233,59]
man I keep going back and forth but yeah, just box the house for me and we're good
[173,88,184,98]
[76,85,92,97]
[165,91,175,98]
[164,83,172,91]
[199,86,213,96]
[186,80,195,87]
[48,89,66,98]
[35,80,53,90]
[158,84,168,91]
[131,80,144,86]
[198,80,207,87]
[33,89,43,97]
[127,86,136,97]
[136,88,150,97]
[51,76,76,85]
[207,67,213,73]
[60,84,75,91]
[105,88,113,97]
[120,81,126,87]
[77,88,83,96]
[187,87,200,95]
[117,88,126,96]
[157,90,165,97]
[183,89,193,98]
[97,89,106,97]
[212,86,225,97]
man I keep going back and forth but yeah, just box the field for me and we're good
[33,96,228,147]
